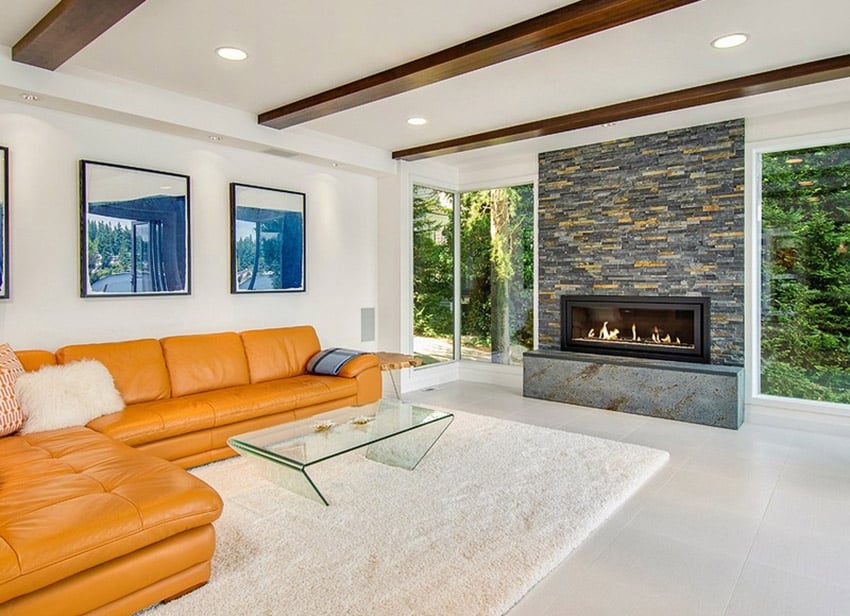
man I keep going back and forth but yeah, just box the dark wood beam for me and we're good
[258,0,702,129]
[12,0,147,70]
[393,53,850,161]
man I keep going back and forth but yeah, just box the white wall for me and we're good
[0,99,379,351]
[746,101,850,143]
[376,173,404,353]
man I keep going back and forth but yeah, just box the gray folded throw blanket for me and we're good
[307,348,365,375]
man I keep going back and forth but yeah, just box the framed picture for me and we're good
[0,146,8,299]
[80,160,190,297]
[230,182,306,293]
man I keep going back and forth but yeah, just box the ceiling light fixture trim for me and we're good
[216,46,248,61]
[711,33,749,49]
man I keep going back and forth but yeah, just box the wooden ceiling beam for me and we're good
[258,0,702,130]
[12,0,147,71]
[393,53,850,161]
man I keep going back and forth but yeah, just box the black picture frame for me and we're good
[0,146,8,299]
[80,160,190,297]
[230,182,306,293]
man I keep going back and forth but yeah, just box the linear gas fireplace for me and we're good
[561,295,711,364]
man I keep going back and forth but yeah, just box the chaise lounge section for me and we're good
[0,428,223,615]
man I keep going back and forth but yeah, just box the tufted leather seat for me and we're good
[0,427,222,614]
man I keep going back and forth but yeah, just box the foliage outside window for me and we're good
[760,142,850,403]
[460,185,534,365]
[88,220,133,285]
[413,182,535,368]
[413,185,455,365]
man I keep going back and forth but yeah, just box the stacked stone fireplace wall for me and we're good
[537,119,745,366]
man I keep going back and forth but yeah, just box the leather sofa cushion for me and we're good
[87,396,216,447]
[0,427,222,603]
[161,332,250,397]
[207,375,357,424]
[88,375,357,446]
[13,351,57,373]
[56,339,171,404]
[240,326,321,383]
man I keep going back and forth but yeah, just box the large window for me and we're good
[412,182,535,368]
[759,141,850,404]
[460,185,534,365]
[413,185,455,365]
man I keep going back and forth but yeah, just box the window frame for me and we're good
[408,174,538,370]
[746,129,850,417]
[457,183,537,365]
[410,181,461,366]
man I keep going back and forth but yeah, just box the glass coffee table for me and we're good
[227,399,453,505]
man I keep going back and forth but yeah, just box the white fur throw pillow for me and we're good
[15,360,125,433]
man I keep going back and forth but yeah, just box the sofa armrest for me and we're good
[337,353,379,378]
[335,354,381,405]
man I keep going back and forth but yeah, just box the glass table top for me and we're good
[227,398,453,469]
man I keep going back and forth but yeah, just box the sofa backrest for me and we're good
[56,339,171,404]
[240,326,321,383]
[14,350,57,372]
[160,332,250,397]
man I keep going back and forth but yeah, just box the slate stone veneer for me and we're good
[537,119,745,366]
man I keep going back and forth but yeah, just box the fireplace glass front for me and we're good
[561,295,710,363]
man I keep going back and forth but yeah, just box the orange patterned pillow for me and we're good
[0,343,25,436]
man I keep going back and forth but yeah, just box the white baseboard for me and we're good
[394,360,522,395]
[458,360,523,389]
[398,361,459,394]
[746,401,850,436]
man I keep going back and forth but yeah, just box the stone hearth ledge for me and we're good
[523,351,743,429]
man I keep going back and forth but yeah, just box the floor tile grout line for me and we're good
[719,456,785,616]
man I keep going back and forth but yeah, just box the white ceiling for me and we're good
[2,0,850,169]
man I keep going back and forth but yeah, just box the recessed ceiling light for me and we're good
[601,122,616,127]
[711,33,749,49]
[20,93,39,101]
[407,117,428,126]
[216,47,248,61]
[208,135,222,142]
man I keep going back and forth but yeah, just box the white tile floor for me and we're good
[404,381,850,616]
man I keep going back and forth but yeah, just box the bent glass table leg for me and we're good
[238,451,329,506]
[365,415,453,470]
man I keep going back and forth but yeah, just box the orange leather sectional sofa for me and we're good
[1,325,381,614]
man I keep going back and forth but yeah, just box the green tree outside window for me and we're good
[760,142,850,403]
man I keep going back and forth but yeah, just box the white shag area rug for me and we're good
[146,410,668,616]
